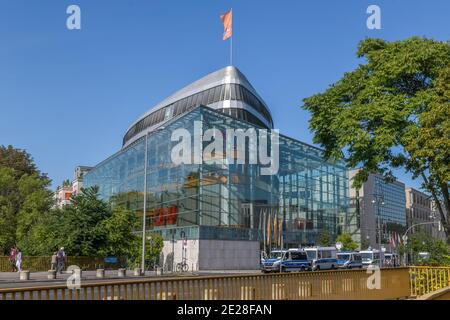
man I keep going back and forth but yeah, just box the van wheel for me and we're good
[300,266,305,272]
[331,265,335,270]
[316,266,320,271]
[281,267,286,273]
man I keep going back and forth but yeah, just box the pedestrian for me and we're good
[57,247,66,273]
[51,252,58,271]
[15,248,22,273]
[9,247,17,272]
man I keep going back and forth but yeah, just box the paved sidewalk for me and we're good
[0,270,155,284]
[0,269,261,288]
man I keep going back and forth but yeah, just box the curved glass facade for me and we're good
[123,83,274,146]
[85,106,348,247]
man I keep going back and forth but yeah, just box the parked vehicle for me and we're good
[278,249,311,272]
[360,249,384,267]
[384,253,400,267]
[304,246,337,265]
[336,252,363,269]
[260,249,311,273]
[312,258,338,271]
[260,250,286,273]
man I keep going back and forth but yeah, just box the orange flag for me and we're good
[220,10,233,41]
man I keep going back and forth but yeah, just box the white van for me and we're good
[360,249,384,267]
[336,251,363,269]
[304,247,337,264]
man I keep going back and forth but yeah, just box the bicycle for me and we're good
[176,260,189,273]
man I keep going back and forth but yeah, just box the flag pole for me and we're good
[230,8,233,66]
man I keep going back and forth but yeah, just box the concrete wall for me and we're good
[199,240,260,270]
[160,239,260,271]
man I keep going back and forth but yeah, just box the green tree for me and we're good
[99,205,139,257]
[336,233,359,251]
[302,37,450,236]
[16,173,54,252]
[21,209,63,255]
[0,168,18,253]
[0,146,53,254]
[408,232,450,266]
[61,186,110,256]
[0,145,41,179]
[317,230,331,246]
[129,232,164,268]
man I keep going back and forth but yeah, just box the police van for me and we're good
[260,250,285,273]
[261,249,311,273]
[336,251,363,269]
[360,249,384,267]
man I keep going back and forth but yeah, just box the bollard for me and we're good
[134,268,142,276]
[96,269,105,278]
[19,271,30,281]
[118,268,126,278]
[156,267,163,276]
[48,270,57,280]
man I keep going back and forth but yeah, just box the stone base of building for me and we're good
[161,239,260,271]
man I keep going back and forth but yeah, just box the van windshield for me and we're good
[337,254,350,261]
[269,252,284,259]
[306,250,317,260]
[361,253,372,261]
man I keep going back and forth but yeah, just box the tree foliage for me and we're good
[317,230,332,246]
[0,145,164,261]
[302,37,450,235]
[0,146,53,254]
[23,186,161,262]
[407,232,450,266]
[336,233,359,251]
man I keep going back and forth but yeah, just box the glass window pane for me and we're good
[219,84,225,101]
[201,91,209,105]
[236,85,242,100]
[213,86,221,102]
[230,84,237,100]
[224,84,230,100]
[207,88,215,104]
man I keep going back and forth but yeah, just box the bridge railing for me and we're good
[0,268,410,300]
[409,266,450,297]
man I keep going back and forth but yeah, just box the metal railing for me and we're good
[409,266,450,297]
[0,268,410,300]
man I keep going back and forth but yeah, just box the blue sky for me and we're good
[0,0,448,190]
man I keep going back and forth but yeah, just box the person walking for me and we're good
[51,252,58,271]
[57,247,66,273]
[15,248,22,273]
[9,247,17,272]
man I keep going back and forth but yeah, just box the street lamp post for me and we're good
[170,229,176,272]
[148,235,153,271]
[371,180,385,268]
[141,133,149,274]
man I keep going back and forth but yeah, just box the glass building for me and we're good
[349,169,407,251]
[84,66,349,270]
